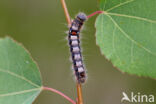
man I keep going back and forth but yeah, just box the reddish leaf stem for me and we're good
[87,11,104,19]
[43,86,76,104]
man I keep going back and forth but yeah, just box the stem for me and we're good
[43,86,76,104]
[77,83,83,104]
[60,1,84,103]
[60,0,71,26]
[87,11,104,19]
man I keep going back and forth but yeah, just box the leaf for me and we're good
[96,0,156,78]
[0,37,42,104]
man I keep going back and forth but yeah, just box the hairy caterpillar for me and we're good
[68,13,87,83]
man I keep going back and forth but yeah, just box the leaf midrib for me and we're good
[0,88,41,97]
[105,12,156,24]
[0,68,40,88]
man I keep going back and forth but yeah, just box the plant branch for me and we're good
[60,1,103,104]
[77,83,83,104]
[60,0,71,26]
[60,0,84,104]
[43,86,76,104]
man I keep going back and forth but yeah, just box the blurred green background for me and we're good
[0,0,156,104]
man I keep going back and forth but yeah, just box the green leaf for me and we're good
[96,0,156,78]
[0,37,42,104]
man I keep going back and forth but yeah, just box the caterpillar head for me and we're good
[77,13,87,22]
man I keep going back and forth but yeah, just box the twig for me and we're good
[60,0,71,26]
[60,2,103,104]
[77,83,83,104]
[43,86,76,104]
[60,0,84,104]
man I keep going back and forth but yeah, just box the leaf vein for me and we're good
[106,0,135,12]
[22,91,39,104]
[106,12,156,24]
[0,68,40,88]
[0,88,41,97]
[106,14,156,56]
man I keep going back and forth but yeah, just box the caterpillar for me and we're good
[68,13,87,83]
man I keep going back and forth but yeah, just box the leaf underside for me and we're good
[96,0,156,78]
[0,37,42,104]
